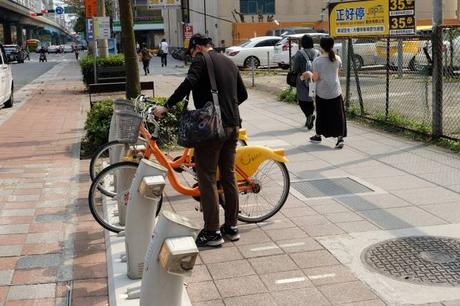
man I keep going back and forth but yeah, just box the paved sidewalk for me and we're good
[2,58,460,306]
[149,73,460,306]
[0,61,108,305]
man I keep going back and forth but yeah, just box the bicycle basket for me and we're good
[113,99,135,112]
[115,110,143,144]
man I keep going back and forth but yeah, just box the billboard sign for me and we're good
[329,0,415,37]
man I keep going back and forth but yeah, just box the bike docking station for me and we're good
[104,157,199,306]
[125,159,167,279]
[139,211,200,306]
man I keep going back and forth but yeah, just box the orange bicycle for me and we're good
[88,102,290,233]
[89,97,249,181]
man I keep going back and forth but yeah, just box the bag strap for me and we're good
[181,52,221,118]
[203,53,218,93]
[203,52,225,137]
[300,49,312,68]
[181,52,218,113]
[203,53,220,110]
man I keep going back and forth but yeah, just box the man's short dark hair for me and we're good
[187,33,212,54]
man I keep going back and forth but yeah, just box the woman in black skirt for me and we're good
[303,37,347,149]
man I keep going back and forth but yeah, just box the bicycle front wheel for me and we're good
[238,160,290,223]
[89,140,144,181]
[88,161,163,233]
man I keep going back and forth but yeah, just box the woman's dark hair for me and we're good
[300,35,314,49]
[320,37,336,62]
[161,38,166,42]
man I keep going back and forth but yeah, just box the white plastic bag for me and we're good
[308,81,316,98]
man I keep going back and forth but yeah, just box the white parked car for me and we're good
[63,44,74,53]
[272,33,330,69]
[224,36,282,68]
[350,38,378,69]
[47,45,62,53]
[0,44,14,108]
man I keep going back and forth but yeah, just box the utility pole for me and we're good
[97,0,109,57]
[432,0,443,137]
[119,0,140,98]
[203,0,207,35]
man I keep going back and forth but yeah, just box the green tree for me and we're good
[74,10,86,33]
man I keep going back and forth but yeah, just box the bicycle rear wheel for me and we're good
[88,161,163,233]
[237,160,290,223]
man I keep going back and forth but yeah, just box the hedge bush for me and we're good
[80,97,186,158]
[81,100,113,157]
[278,87,297,103]
[79,54,125,87]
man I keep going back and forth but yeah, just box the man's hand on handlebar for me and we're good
[153,105,169,118]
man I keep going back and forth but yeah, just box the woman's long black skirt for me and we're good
[315,95,347,138]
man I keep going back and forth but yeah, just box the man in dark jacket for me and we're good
[154,33,248,247]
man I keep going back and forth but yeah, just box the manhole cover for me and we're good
[291,177,373,199]
[363,236,460,286]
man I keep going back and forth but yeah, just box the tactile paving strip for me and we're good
[363,236,460,286]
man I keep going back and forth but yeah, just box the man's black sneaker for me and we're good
[306,115,315,130]
[220,225,240,241]
[195,229,224,247]
[335,137,344,149]
[310,135,322,143]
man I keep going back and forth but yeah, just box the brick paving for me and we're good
[0,62,108,306]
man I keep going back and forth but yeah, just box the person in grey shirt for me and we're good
[291,35,319,129]
[303,37,347,149]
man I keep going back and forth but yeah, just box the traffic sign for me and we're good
[86,18,94,41]
[55,6,64,15]
[85,0,97,17]
[93,17,111,39]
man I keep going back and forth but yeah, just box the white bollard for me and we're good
[140,211,200,306]
[125,159,167,279]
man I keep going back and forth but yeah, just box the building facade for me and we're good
[182,0,460,48]
[112,0,166,49]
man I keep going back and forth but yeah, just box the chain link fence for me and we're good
[440,26,460,139]
[343,26,460,140]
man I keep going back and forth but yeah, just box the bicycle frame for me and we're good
[137,124,254,198]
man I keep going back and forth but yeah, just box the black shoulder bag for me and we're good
[177,53,226,148]
[286,52,298,87]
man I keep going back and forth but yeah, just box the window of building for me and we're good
[240,0,275,15]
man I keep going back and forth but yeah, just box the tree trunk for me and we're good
[97,0,109,57]
[118,0,140,99]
